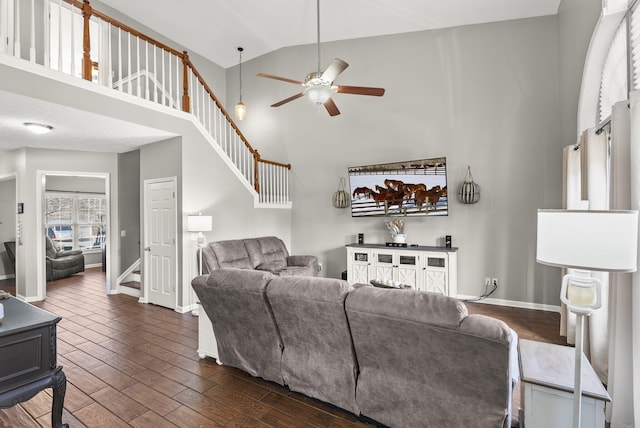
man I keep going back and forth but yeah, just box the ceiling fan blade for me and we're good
[257,73,303,85]
[336,85,385,96]
[321,59,349,82]
[271,93,305,107]
[323,97,341,116]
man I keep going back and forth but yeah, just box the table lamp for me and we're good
[536,209,638,428]
[187,214,212,276]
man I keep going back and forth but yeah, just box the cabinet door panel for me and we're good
[425,270,448,295]
[351,263,371,284]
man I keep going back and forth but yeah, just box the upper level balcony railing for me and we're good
[0,0,291,206]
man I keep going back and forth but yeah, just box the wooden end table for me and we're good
[518,338,610,428]
[0,296,68,428]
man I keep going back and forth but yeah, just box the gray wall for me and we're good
[139,136,183,306]
[118,150,141,271]
[0,178,16,277]
[558,0,602,147]
[227,16,566,306]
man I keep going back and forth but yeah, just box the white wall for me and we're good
[227,16,565,305]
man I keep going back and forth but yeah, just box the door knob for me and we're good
[144,247,151,252]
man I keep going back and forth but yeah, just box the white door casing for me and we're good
[143,177,177,309]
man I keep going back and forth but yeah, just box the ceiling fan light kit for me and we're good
[257,0,385,116]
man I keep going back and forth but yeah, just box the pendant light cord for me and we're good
[316,0,321,73]
[238,47,243,103]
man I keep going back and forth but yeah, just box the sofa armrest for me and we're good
[57,249,83,257]
[286,255,318,268]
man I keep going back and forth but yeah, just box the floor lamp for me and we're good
[187,214,212,276]
[536,209,638,428]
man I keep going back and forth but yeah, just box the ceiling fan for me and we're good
[257,0,385,117]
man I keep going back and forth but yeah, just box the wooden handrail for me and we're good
[186,60,257,156]
[63,0,184,58]
[257,158,292,170]
[61,0,290,196]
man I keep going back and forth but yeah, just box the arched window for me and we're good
[598,18,628,123]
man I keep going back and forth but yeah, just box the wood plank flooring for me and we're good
[0,268,564,428]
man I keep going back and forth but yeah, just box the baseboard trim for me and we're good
[456,295,561,313]
[85,263,102,269]
[176,303,198,314]
[0,274,15,280]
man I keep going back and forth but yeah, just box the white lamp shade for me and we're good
[536,209,638,272]
[187,215,212,232]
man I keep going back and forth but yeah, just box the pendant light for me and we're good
[234,47,247,121]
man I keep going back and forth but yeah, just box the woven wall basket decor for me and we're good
[457,165,480,204]
[333,178,349,208]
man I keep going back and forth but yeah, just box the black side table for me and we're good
[0,297,68,428]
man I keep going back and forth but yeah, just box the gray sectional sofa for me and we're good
[192,269,518,428]
[201,236,318,276]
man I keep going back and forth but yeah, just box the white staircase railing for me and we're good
[0,0,291,207]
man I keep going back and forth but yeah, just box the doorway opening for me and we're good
[36,171,111,299]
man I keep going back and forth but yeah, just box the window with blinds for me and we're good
[598,18,628,123]
[45,193,107,251]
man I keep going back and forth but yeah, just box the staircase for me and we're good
[0,0,291,208]
[118,261,141,297]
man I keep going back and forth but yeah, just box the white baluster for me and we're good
[136,36,140,97]
[29,0,35,61]
[117,27,122,91]
[127,32,131,94]
[168,50,173,107]
[144,41,149,99]
[43,0,49,66]
[153,44,157,102]
[57,0,62,71]
[161,48,166,105]
[107,23,112,88]
[13,0,20,57]
[174,55,179,108]
[69,4,74,76]
[0,0,7,55]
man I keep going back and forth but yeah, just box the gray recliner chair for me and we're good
[45,236,85,281]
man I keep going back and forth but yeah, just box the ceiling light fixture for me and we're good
[234,47,247,121]
[23,122,53,134]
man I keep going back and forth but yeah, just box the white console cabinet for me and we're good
[197,306,219,361]
[346,244,458,297]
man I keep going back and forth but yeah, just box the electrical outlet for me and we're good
[492,278,498,288]
[485,277,491,287]
[317,262,323,272]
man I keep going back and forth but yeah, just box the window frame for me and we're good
[45,191,107,253]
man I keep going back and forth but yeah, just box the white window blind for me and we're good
[599,18,628,123]
[631,2,640,90]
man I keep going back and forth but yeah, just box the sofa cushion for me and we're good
[192,269,284,385]
[255,261,286,274]
[267,276,359,414]
[346,287,511,428]
[210,240,253,269]
[255,237,289,265]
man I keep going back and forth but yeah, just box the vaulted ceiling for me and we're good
[99,0,562,68]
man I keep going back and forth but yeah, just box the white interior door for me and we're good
[143,178,177,309]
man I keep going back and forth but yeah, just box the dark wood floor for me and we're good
[0,269,564,427]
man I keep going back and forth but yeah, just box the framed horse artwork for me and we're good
[348,157,448,217]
